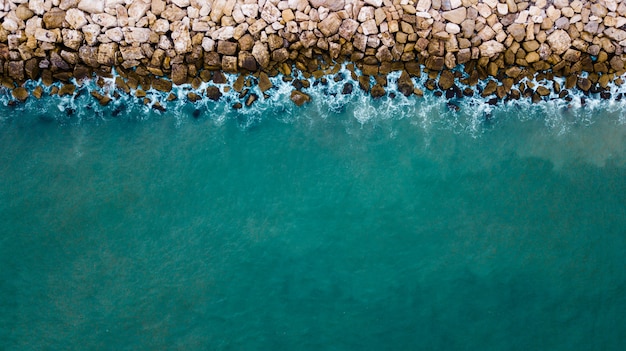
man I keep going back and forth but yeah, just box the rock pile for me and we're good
[1,0,626,105]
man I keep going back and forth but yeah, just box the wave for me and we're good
[1,63,626,136]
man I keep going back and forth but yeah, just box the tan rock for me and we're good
[43,9,66,29]
[248,19,267,36]
[162,5,187,22]
[318,13,342,37]
[12,87,29,102]
[241,4,259,18]
[65,8,88,29]
[153,19,170,34]
[211,26,234,41]
[105,27,123,42]
[120,46,144,60]
[361,19,378,36]
[546,29,571,55]
[62,29,83,50]
[222,55,238,73]
[92,13,117,28]
[252,41,270,68]
[172,19,192,54]
[97,42,116,65]
[479,40,505,57]
[124,27,151,43]
[35,28,58,42]
[442,7,466,24]
[261,2,281,23]
[29,0,49,15]
[128,0,151,21]
[77,0,104,14]
[309,0,345,11]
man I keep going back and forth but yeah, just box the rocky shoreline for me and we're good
[2,0,626,108]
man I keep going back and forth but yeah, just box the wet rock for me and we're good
[342,82,354,95]
[12,87,29,102]
[245,93,258,107]
[577,78,592,92]
[371,84,386,98]
[397,71,415,97]
[90,91,111,105]
[152,78,172,92]
[187,92,201,102]
[438,70,455,90]
[258,72,273,93]
[205,86,222,101]
[59,83,76,96]
[290,90,311,106]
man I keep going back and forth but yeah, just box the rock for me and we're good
[222,55,238,73]
[77,0,104,13]
[258,72,273,92]
[217,40,238,55]
[479,40,505,58]
[577,78,592,91]
[342,82,353,94]
[171,64,188,85]
[290,90,311,106]
[91,13,117,28]
[97,43,116,66]
[16,5,35,21]
[206,86,222,101]
[371,84,386,98]
[339,19,359,40]
[238,51,257,71]
[212,26,234,41]
[152,78,172,92]
[309,0,345,11]
[438,70,455,90]
[79,46,99,67]
[425,56,444,71]
[252,42,270,68]
[261,2,281,23]
[65,9,88,29]
[59,0,80,10]
[59,83,76,96]
[62,29,83,50]
[318,13,342,37]
[546,30,571,55]
[361,19,378,35]
[12,87,29,102]
[172,19,192,54]
[124,27,151,43]
[397,71,414,97]
[128,0,151,21]
[43,9,66,29]
[187,92,201,102]
[120,46,144,61]
[536,86,550,96]
[29,0,48,15]
[442,7,466,24]
[35,28,58,43]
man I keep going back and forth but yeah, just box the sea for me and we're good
[1,68,625,350]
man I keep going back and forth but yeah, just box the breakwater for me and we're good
[1,0,626,106]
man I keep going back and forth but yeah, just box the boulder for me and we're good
[438,70,455,90]
[290,90,311,106]
[62,29,83,50]
[171,64,188,85]
[172,20,192,54]
[238,51,257,71]
[222,55,238,73]
[339,19,359,40]
[12,87,29,102]
[397,71,414,97]
[152,78,172,92]
[206,86,222,101]
[35,28,58,43]
[91,13,117,28]
[258,72,273,92]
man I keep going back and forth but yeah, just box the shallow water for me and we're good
[1,78,626,350]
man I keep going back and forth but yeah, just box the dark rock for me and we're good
[397,71,414,97]
[172,64,188,85]
[152,102,166,112]
[192,109,201,118]
[438,70,455,90]
[358,75,370,92]
[600,91,611,99]
[425,79,437,91]
[342,82,353,95]
[292,79,303,90]
[233,102,242,109]
[434,91,443,97]
[447,102,460,111]
[205,86,222,101]
[212,70,227,84]
[462,88,474,97]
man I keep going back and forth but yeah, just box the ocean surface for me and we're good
[1,72,626,350]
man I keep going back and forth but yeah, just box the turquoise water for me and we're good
[1,81,626,350]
